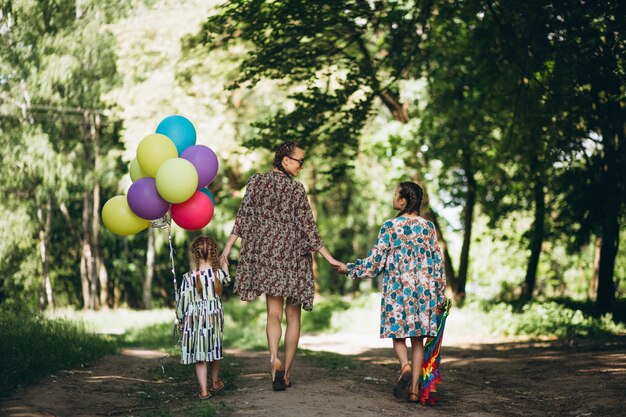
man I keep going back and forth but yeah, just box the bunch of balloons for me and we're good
[102,115,218,236]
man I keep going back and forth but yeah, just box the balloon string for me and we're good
[168,217,179,321]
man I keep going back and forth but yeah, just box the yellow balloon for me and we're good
[129,158,148,182]
[102,195,150,236]
[136,133,178,177]
[156,158,198,203]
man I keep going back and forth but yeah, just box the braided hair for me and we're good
[397,181,423,217]
[273,141,302,178]
[189,236,221,297]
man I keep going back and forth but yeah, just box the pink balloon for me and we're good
[180,145,219,189]
[171,191,214,230]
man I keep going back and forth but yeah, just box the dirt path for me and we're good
[2,338,626,417]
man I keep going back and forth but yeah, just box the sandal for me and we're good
[393,364,412,400]
[198,389,211,400]
[271,358,287,391]
[209,379,225,392]
[272,369,287,391]
[408,390,420,403]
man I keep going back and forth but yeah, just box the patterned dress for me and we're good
[177,268,231,364]
[232,171,323,311]
[347,216,446,339]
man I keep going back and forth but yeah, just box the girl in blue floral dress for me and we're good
[342,182,446,402]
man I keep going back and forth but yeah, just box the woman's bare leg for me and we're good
[284,299,302,384]
[266,295,284,376]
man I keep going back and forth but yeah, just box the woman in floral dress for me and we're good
[341,182,446,402]
[219,141,344,390]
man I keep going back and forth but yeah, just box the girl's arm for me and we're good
[347,221,392,280]
[217,267,232,286]
[176,275,189,327]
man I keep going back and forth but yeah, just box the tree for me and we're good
[0,0,126,309]
[195,0,465,296]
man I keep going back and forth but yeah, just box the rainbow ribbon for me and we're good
[419,298,451,405]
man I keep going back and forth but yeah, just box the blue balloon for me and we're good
[199,187,215,204]
[155,115,197,155]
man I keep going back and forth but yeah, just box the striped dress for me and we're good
[176,268,231,364]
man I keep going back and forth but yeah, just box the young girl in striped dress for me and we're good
[177,236,231,399]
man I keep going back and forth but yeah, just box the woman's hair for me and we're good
[189,236,220,295]
[273,141,302,177]
[397,181,423,217]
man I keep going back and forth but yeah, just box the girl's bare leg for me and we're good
[284,299,302,385]
[393,338,410,369]
[196,362,208,397]
[409,336,425,394]
[209,360,221,389]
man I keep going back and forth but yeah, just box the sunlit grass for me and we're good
[47,307,175,334]
[0,309,117,398]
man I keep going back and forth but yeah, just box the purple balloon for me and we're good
[127,177,170,220]
[181,145,219,189]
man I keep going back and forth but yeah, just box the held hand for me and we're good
[219,250,230,270]
[330,260,348,274]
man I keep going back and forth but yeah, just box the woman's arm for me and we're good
[317,246,346,271]
[219,234,239,270]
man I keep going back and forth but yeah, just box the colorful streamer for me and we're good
[419,298,451,405]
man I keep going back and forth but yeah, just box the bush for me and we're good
[486,300,626,339]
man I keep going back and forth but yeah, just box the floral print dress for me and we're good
[231,171,323,311]
[347,216,446,339]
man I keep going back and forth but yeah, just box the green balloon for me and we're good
[156,158,198,203]
[136,133,178,177]
[129,158,148,182]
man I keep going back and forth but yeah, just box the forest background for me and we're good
[1,0,625,358]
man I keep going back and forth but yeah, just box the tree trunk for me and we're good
[596,203,619,315]
[80,190,92,309]
[143,227,155,309]
[91,114,108,309]
[589,236,601,300]
[456,149,476,301]
[37,198,54,310]
[520,157,545,303]
[419,176,458,298]
[595,124,622,314]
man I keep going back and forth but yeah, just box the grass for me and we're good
[3,293,624,404]
[0,307,117,398]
